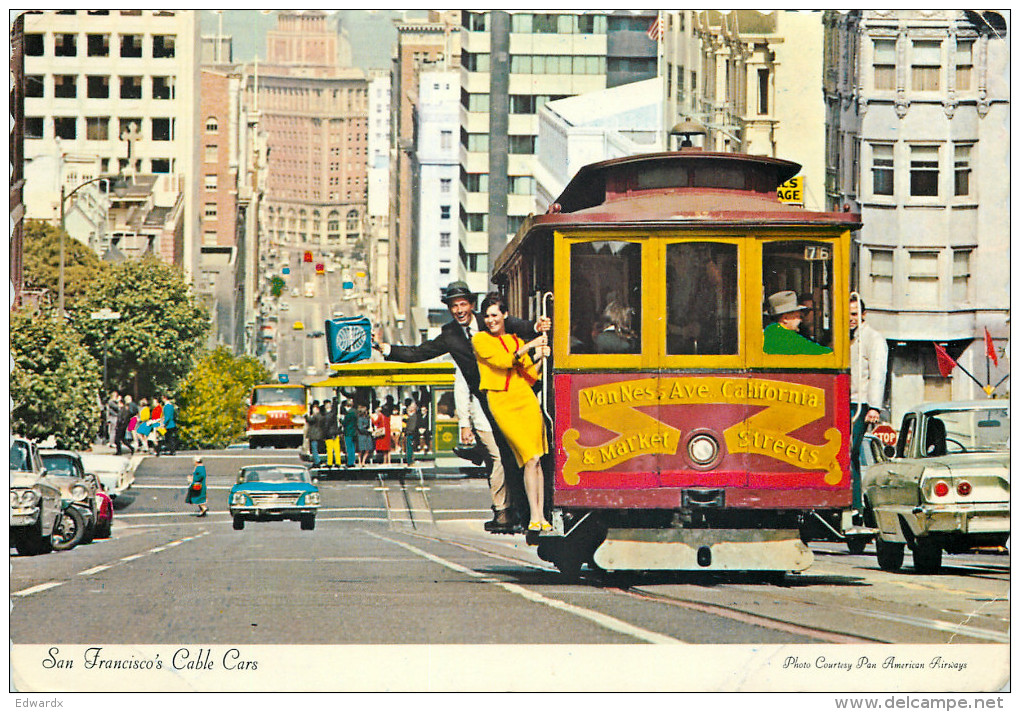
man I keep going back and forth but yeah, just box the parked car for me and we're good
[91,476,114,539]
[41,450,98,548]
[78,453,135,502]
[10,437,61,556]
[229,464,319,531]
[863,400,1010,574]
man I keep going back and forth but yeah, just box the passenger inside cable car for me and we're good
[762,240,835,355]
[568,240,641,354]
[666,242,739,355]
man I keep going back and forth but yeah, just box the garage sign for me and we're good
[777,175,804,205]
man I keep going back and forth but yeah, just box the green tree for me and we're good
[22,218,108,303]
[70,255,211,399]
[10,310,103,449]
[176,346,270,449]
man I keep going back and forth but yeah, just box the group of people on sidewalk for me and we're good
[376,281,552,535]
[103,391,177,457]
[304,399,404,468]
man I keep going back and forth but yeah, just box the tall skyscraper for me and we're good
[251,11,368,254]
[458,11,657,295]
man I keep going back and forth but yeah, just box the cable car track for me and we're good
[405,529,892,645]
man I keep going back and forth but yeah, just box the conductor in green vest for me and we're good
[763,290,833,356]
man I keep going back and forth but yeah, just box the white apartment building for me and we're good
[459,11,614,294]
[367,72,392,219]
[21,9,202,280]
[367,72,392,310]
[661,10,827,210]
[534,78,662,210]
[825,10,1010,421]
[414,70,461,324]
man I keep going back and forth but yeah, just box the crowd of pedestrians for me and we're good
[100,391,177,456]
[304,396,430,468]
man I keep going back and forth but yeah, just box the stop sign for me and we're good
[872,423,897,447]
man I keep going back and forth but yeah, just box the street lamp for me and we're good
[90,307,121,395]
[59,172,129,319]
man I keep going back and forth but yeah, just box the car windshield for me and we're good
[252,387,305,406]
[924,406,1009,456]
[41,455,80,478]
[10,442,31,471]
[242,467,309,484]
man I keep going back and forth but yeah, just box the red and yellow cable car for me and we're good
[492,149,860,576]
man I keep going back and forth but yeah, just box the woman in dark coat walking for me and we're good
[186,456,208,516]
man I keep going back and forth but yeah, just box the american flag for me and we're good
[647,15,663,41]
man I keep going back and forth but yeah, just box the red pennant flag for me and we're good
[933,342,957,378]
[984,327,999,367]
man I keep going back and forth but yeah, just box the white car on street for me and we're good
[79,453,135,501]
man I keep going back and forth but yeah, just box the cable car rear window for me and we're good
[666,242,739,355]
[569,240,641,354]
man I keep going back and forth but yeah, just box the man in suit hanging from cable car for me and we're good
[374,281,550,533]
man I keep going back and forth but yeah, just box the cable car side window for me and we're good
[762,240,835,355]
[569,241,642,354]
[665,242,739,355]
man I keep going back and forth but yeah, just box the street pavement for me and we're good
[10,448,1011,648]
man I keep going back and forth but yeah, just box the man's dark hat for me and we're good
[441,280,476,305]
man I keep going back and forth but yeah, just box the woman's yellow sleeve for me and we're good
[472,332,515,369]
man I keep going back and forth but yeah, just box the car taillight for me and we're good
[933,481,950,497]
[956,481,972,496]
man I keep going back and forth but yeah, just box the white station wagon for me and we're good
[862,400,1009,574]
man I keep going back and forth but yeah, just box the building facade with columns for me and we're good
[824,10,1010,422]
[660,10,827,211]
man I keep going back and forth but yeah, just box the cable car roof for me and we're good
[494,149,862,276]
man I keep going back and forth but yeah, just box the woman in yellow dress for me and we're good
[472,292,551,532]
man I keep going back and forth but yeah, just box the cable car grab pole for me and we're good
[540,291,554,419]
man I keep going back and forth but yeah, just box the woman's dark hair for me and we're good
[479,291,507,316]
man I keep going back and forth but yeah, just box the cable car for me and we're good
[491,148,860,576]
[303,250,313,263]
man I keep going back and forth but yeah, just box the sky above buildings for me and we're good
[198,10,429,70]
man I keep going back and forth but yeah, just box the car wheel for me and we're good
[80,519,96,545]
[300,515,315,531]
[52,506,86,551]
[846,537,868,555]
[912,538,942,574]
[875,537,904,572]
[233,516,245,531]
[95,520,112,539]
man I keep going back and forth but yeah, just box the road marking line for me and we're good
[119,554,144,562]
[117,506,386,518]
[12,581,63,597]
[78,564,113,576]
[368,531,684,645]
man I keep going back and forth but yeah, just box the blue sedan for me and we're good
[229,465,319,531]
